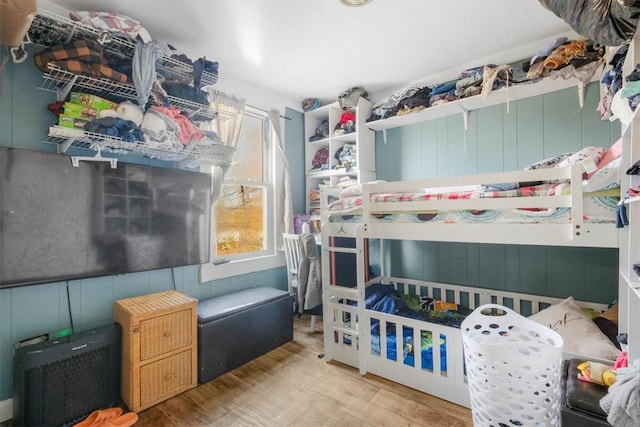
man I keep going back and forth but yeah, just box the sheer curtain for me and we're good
[268,109,293,250]
[203,88,246,202]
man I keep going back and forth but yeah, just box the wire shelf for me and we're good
[45,126,235,167]
[39,65,231,121]
[32,8,239,167]
[40,64,138,102]
[30,9,218,87]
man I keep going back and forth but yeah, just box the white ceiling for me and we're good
[43,0,579,108]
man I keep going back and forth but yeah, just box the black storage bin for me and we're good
[197,287,293,384]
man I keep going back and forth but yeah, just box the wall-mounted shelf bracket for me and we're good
[59,137,75,154]
[71,143,118,169]
[56,73,78,101]
[459,106,469,131]
[577,82,585,110]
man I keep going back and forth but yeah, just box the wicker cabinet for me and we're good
[114,290,198,412]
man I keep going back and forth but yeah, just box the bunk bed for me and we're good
[319,158,622,408]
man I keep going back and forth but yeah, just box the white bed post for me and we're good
[570,164,585,241]
[356,223,369,376]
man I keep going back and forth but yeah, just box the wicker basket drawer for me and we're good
[140,349,194,408]
[140,310,192,361]
[114,290,197,412]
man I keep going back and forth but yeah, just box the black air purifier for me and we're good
[13,323,122,427]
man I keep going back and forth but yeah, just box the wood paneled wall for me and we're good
[374,82,620,303]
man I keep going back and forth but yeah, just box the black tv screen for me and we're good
[0,147,212,288]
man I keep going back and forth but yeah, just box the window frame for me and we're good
[200,105,284,281]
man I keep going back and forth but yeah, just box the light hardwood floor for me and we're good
[133,316,473,427]
[2,316,473,427]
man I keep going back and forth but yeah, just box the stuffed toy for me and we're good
[577,360,617,386]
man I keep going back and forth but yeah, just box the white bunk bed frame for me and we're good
[320,165,619,408]
[325,164,619,248]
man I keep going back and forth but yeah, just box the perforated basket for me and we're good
[461,304,564,427]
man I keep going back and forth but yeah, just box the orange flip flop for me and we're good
[73,407,123,427]
[98,412,139,427]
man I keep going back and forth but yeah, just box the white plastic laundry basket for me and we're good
[461,304,564,427]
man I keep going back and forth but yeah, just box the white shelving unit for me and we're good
[619,35,640,361]
[304,98,375,234]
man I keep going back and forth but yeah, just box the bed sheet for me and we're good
[326,184,619,224]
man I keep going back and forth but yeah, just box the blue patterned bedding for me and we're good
[364,283,472,372]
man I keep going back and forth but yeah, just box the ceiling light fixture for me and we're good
[339,0,372,6]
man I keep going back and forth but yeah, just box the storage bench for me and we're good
[197,286,294,384]
[560,359,610,427]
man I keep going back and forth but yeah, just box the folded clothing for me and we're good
[84,117,144,142]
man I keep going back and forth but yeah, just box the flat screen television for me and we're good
[0,147,213,289]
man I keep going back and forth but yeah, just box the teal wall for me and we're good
[285,107,306,215]
[0,48,297,400]
[374,82,620,303]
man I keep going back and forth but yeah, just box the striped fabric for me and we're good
[328,183,570,213]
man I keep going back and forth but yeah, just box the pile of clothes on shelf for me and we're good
[599,43,640,131]
[333,111,356,136]
[367,37,606,122]
[29,9,236,165]
[30,10,219,108]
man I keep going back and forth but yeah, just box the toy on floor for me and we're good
[577,360,617,386]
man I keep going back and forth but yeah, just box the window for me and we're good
[215,185,265,256]
[211,106,278,261]
[200,105,285,281]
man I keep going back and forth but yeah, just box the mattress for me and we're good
[327,183,619,224]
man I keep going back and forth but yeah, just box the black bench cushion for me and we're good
[562,359,609,422]
[197,287,289,324]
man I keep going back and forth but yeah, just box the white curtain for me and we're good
[268,109,293,250]
[203,89,246,202]
[205,88,245,149]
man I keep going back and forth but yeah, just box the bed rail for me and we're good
[321,164,619,247]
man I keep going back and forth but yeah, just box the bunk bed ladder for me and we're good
[321,225,364,370]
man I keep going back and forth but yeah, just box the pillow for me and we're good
[598,304,618,324]
[556,146,606,175]
[593,303,620,349]
[363,283,396,308]
[339,184,362,199]
[529,296,620,360]
[524,152,571,170]
[582,157,621,192]
[586,138,622,179]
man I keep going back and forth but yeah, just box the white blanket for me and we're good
[600,359,640,427]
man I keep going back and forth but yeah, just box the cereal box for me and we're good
[58,115,91,130]
[69,92,118,111]
[63,102,100,119]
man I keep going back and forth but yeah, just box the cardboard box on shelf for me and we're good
[69,92,117,111]
[58,115,90,130]
[63,102,100,119]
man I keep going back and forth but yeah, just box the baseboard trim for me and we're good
[0,398,12,423]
